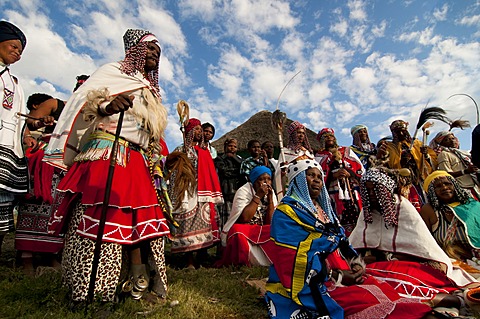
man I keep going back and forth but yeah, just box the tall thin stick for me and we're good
[275,71,301,110]
[447,93,479,125]
[87,111,125,304]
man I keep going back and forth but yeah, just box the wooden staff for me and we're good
[420,122,433,179]
[273,70,301,165]
[87,110,125,304]
[16,112,57,124]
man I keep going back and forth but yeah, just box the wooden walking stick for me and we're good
[420,121,433,179]
[272,110,287,165]
[16,112,58,124]
[87,110,125,304]
[271,71,301,199]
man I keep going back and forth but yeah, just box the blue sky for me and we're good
[1,0,479,152]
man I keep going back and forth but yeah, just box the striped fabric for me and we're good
[0,194,14,234]
[0,145,27,193]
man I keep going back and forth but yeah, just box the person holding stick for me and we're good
[377,120,437,206]
[45,28,170,304]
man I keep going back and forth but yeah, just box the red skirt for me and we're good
[216,224,274,266]
[26,146,56,203]
[49,149,170,244]
[329,276,431,319]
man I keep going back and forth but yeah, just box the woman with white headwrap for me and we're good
[429,131,479,200]
[265,159,432,319]
[350,124,377,169]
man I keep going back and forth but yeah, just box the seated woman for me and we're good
[265,159,434,319]
[421,170,480,263]
[217,166,277,266]
[351,167,479,317]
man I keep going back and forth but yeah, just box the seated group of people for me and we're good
[214,119,480,318]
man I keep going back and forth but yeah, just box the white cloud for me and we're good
[330,19,348,37]
[334,101,360,123]
[348,0,367,22]
[178,0,217,21]
[433,4,449,21]
[397,27,441,46]
[457,14,480,26]
[307,81,332,107]
[310,37,353,80]
[372,20,387,37]
[281,32,305,60]
[231,0,299,32]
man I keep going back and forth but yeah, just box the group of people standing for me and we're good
[0,21,223,305]
[2,19,480,318]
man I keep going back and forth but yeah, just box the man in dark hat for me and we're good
[0,21,29,253]
[45,28,170,303]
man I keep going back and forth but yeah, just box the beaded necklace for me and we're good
[313,200,330,223]
[0,66,15,110]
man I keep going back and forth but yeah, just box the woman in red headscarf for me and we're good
[315,128,364,235]
[169,118,223,269]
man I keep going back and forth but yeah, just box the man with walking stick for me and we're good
[45,28,170,305]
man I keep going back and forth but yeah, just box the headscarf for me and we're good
[429,131,459,153]
[286,121,312,152]
[184,118,203,148]
[351,124,367,136]
[423,170,451,192]
[351,124,374,152]
[316,128,336,151]
[423,170,471,212]
[185,118,201,134]
[285,159,336,222]
[120,28,160,93]
[249,165,271,184]
[360,168,399,226]
[0,21,26,49]
[390,120,412,143]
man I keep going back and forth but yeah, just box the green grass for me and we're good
[0,234,269,319]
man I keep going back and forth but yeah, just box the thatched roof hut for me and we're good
[211,110,320,156]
